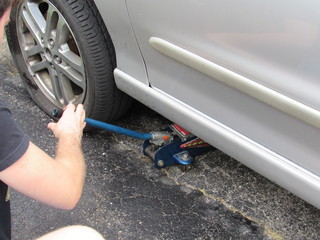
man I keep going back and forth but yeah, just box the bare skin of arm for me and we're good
[0,104,86,210]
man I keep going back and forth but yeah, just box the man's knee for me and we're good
[36,225,104,240]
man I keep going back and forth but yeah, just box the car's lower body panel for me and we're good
[114,68,320,209]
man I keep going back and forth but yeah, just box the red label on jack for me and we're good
[180,138,210,148]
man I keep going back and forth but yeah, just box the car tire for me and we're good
[6,0,132,122]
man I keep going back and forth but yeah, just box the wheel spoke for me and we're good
[30,60,49,73]
[56,64,85,90]
[56,48,85,89]
[50,70,64,104]
[52,72,78,105]
[58,73,76,104]
[21,2,46,44]
[56,17,70,46]
[60,44,84,72]
[25,44,43,57]
[44,4,58,41]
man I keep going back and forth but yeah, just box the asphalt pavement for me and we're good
[1,39,320,240]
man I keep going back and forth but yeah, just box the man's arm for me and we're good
[0,104,86,210]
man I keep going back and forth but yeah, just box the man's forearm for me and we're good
[55,134,86,208]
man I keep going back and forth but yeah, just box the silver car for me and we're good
[6,0,320,208]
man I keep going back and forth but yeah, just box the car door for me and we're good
[125,0,320,176]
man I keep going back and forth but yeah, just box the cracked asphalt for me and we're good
[1,39,320,240]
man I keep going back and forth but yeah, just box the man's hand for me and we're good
[48,104,86,141]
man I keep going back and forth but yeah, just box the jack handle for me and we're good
[52,108,171,143]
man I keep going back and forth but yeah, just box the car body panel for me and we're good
[126,0,320,109]
[114,68,320,209]
[124,1,320,174]
[93,0,320,207]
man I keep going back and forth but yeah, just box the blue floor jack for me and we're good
[53,109,215,169]
[142,124,215,170]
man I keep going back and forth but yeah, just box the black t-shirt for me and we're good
[0,99,29,240]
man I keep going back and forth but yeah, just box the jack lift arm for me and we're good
[53,109,214,169]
